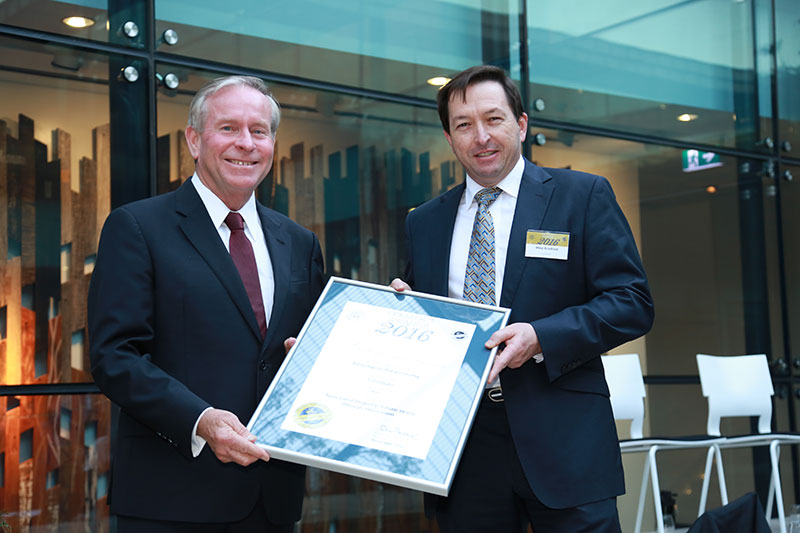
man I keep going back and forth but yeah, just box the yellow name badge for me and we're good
[526,230,570,260]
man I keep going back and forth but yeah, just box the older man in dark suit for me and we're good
[392,65,654,532]
[89,76,324,532]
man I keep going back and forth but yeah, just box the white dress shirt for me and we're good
[448,157,523,387]
[448,156,543,385]
[448,156,524,305]
[189,174,275,456]
[191,175,275,325]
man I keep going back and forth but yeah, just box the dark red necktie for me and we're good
[225,212,267,338]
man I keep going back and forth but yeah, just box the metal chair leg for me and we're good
[635,450,652,533]
[649,446,665,533]
[770,441,787,533]
[698,445,716,516]
[713,443,728,505]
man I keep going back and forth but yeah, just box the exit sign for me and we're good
[682,150,722,173]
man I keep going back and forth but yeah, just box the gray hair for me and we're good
[187,75,281,137]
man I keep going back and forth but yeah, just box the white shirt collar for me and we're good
[464,155,524,205]
[191,174,260,232]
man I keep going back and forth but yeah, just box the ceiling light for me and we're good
[63,16,95,28]
[427,76,451,87]
[706,185,717,194]
[677,113,698,122]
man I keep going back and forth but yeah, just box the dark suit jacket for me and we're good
[88,179,324,523]
[405,159,654,509]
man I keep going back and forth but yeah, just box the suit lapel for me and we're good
[175,181,263,341]
[429,184,463,296]
[500,161,554,308]
[258,205,289,351]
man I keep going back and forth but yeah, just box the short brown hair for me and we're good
[436,65,524,134]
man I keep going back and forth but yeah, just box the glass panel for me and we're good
[154,0,521,97]
[0,393,111,531]
[157,66,456,283]
[765,160,792,379]
[0,36,112,384]
[783,164,800,374]
[779,162,800,382]
[0,0,112,43]
[528,0,769,150]
[529,129,747,373]
[776,0,800,152]
[765,160,798,517]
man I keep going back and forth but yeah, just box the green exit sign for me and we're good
[682,150,722,173]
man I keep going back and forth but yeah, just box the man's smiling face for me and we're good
[444,80,527,187]
[186,84,275,210]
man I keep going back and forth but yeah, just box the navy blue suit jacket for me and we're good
[88,179,324,523]
[405,159,654,508]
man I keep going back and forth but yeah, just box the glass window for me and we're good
[529,129,784,528]
[773,162,800,380]
[528,0,768,150]
[0,0,145,47]
[157,66,456,283]
[6,397,20,410]
[19,428,33,462]
[0,394,110,531]
[0,36,114,385]
[60,406,72,439]
[84,420,97,447]
[776,0,800,151]
[154,0,522,97]
[46,468,58,489]
[530,129,747,373]
[783,163,800,369]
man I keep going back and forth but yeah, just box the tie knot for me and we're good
[225,212,245,232]
[475,187,502,207]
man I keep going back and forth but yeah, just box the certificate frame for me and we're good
[246,277,510,496]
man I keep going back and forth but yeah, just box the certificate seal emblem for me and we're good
[294,403,332,428]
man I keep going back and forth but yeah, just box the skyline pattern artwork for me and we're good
[0,114,111,531]
[157,131,462,286]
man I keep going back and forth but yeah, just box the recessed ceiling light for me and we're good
[427,76,451,87]
[706,185,717,194]
[677,113,698,122]
[62,16,95,28]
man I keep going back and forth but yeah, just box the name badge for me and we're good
[526,230,569,260]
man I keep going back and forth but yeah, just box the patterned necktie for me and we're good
[225,212,267,339]
[463,187,502,305]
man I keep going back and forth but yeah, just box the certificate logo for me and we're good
[294,403,332,429]
[451,330,466,340]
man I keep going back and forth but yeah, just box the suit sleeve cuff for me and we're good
[191,407,213,457]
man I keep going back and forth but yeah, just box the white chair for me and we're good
[602,354,726,533]
[696,353,800,533]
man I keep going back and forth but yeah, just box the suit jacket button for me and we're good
[259,360,269,371]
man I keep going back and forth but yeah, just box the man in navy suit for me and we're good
[392,65,654,531]
[89,76,324,532]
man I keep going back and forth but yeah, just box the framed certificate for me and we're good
[247,277,510,495]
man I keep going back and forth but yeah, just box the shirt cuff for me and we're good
[533,353,544,364]
[191,407,214,457]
